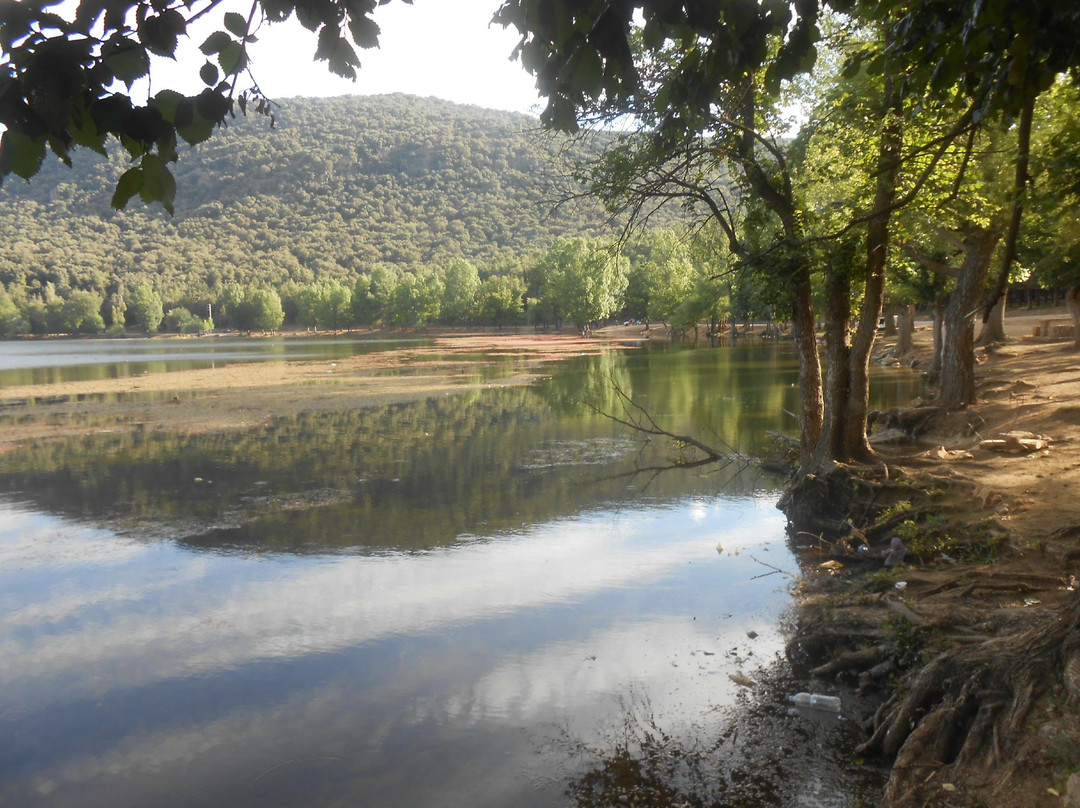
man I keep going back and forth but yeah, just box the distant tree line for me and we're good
[0,230,752,337]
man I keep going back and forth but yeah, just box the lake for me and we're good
[0,338,914,807]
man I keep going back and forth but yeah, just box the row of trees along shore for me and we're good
[0,229,741,336]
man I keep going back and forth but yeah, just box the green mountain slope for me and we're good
[0,94,628,304]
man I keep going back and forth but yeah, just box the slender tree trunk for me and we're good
[981,93,1034,323]
[975,289,1008,345]
[792,262,824,462]
[813,264,852,467]
[838,59,903,462]
[939,227,1001,409]
[897,302,914,355]
[932,300,945,373]
[1068,286,1080,350]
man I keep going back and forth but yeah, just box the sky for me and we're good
[150,0,544,115]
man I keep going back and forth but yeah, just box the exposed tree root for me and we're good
[857,591,1080,806]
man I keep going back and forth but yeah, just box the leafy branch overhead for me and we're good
[0,0,404,212]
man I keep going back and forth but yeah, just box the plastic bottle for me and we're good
[788,692,841,712]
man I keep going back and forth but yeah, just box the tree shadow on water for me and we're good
[549,663,887,808]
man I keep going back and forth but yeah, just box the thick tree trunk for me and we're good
[897,303,914,355]
[883,304,898,337]
[938,227,1001,409]
[1068,286,1080,349]
[975,289,1008,346]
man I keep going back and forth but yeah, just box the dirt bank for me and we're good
[787,309,1080,808]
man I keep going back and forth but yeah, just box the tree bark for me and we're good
[1068,286,1080,350]
[791,262,824,462]
[837,60,903,462]
[932,300,945,373]
[813,264,852,467]
[897,302,914,355]
[883,304,898,336]
[981,93,1034,325]
[975,289,1008,346]
[938,226,1001,409]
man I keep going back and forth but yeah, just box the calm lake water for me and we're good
[0,339,915,807]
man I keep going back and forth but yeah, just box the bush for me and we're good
[163,307,213,334]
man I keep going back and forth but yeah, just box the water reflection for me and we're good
[0,344,913,807]
[0,336,434,387]
[0,500,792,808]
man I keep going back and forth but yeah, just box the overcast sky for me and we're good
[149,0,543,114]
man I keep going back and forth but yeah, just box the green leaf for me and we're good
[104,42,150,86]
[347,14,380,49]
[316,25,360,79]
[200,61,219,86]
[0,130,46,180]
[68,112,107,155]
[139,13,181,57]
[177,115,214,146]
[151,89,185,123]
[200,31,232,55]
[218,41,247,74]
[111,166,144,209]
[138,153,176,213]
[223,11,248,38]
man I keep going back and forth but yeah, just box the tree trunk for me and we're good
[932,300,945,373]
[938,226,1001,409]
[975,289,1008,346]
[981,94,1033,325]
[1068,286,1080,350]
[897,303,914,355]
[883,304,898,336]
[813,264,852,467]
[836,59,903,463]
[791,262,824,463]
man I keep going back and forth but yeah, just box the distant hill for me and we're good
[0,94,644,304]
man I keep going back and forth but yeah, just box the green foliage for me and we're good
[440,260,481,325]
[163,307,213,334]
[219,284,284,331]
[387,270,443,327]
[532,238,628,330]
[894,516,1007,564]
[50,290,106,335]
[128,283,164,334]
[0,0,393,207]
[297,280,353,329]
[0,96,659,308]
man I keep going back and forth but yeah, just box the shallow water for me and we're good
[0,335,432,386]
[0,342,911,807]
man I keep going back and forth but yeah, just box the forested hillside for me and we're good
[0,94,627,308]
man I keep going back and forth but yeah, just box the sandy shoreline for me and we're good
[0,333,637,446]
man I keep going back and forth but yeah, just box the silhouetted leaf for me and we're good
[0,131,47,180]
[223,11,248,38]
[110,165,143,209]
